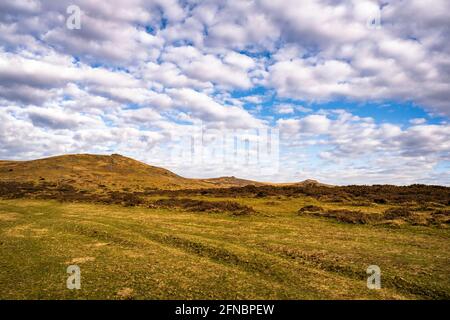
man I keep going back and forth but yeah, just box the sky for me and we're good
[0,0,449,185]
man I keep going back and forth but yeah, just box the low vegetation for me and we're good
[298,204,449,227]
[0,198,449,299]
[158,184,450,205]
[1,180,448,227]
[0,154,449,299]
[149,198,254,216]
[298,206,381,224]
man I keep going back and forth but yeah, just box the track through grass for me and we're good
[0,199,449,299]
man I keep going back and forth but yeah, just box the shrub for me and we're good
[298,205,324,214]
[255,191,267,198]
[299,206,380,224]
[106,191,143,207]
[324,209,378,224]
[432,209,450,216]
[384,207,413,220]
[429,210,450,225]
[150,198,254,215]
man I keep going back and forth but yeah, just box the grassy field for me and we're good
[1,196,449,300]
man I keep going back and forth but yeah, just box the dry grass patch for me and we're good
[66,256,96,264]
[4,224,48,238]
[116,287,135,300]
[0,212,19,221]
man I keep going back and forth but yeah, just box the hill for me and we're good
[0,154,449,300]
[275,179,332,187]
[0,154,263,191]
[203,176,267,187]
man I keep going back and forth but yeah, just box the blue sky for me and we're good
[0,0,449,185]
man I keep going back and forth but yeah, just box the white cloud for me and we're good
[0,0,449,185]
[167,88,263,128]
[183,54,252,89]
[275,104,294,114]
[26,107,102,130]
[409,118,427,125]
[276,110,450,184]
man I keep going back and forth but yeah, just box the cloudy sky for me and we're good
[0,0,449,185]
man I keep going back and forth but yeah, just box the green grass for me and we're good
[0,197,449,300]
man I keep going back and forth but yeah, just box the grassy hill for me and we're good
[0,154,449,300]
[203,176,267,187]
[0,154,263,191]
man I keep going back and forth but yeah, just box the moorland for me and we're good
[0,154,449,299]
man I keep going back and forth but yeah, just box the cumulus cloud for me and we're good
[275,104,294,114]
[0,0,448,184]
[27,107,101,130]
[167,88,263,128]
[277,110,450,184]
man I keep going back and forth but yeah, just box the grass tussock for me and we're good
[298,206,381,224]
[298,205,450,227]
[149,198,254,216]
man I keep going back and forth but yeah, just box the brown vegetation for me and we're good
[297,204,450,226]
[298,206,381,224]
[152,184,450,205]
[0,181,255,215]
[149,198,254,215]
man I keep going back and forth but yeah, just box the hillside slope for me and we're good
[203,176,267,187]
[0,154,262,191]
[280,179,333,187]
